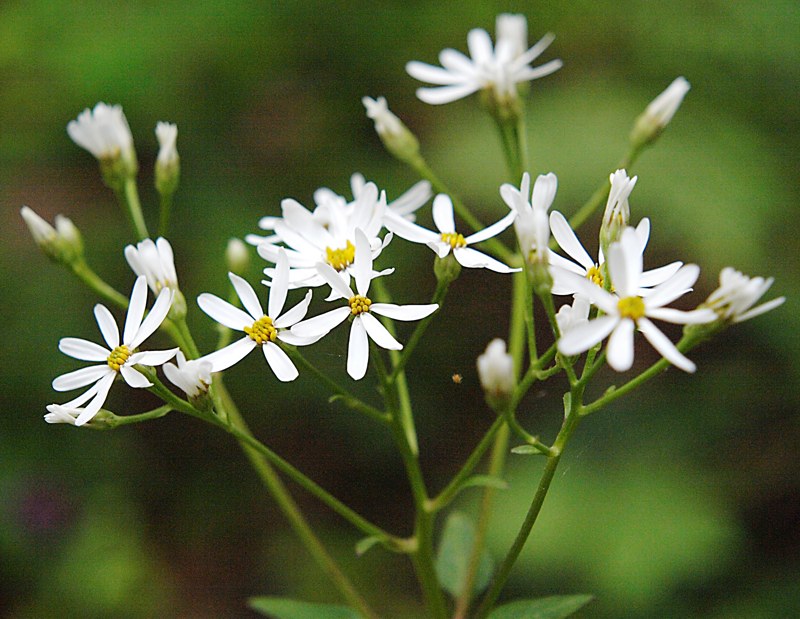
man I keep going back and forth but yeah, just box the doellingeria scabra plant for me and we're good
[22,14,785,619]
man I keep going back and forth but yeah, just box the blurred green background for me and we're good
[1,1,798,617]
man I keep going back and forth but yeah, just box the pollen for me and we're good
[107,345,131,371]
[349,295,372,316]
[325,240,356,271]
[586,265,604,287]
[440,232,467,249]
[617,296,646,321]
[244,315,277,345]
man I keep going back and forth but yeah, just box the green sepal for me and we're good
[248,597,359,619]
[487,594,594,619]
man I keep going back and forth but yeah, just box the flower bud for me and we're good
[477,339,515,409]
[630,77,690,149]
[599,169,636,257]
[701,267,785,324]
[164,351,213,410]
[124,237,178,293]
[362,96,421,163]
[155,121,180,197]
[21,206,84,265]
[226,238,250,275]
[433,251,462,284]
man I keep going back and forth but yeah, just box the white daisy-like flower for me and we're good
[548,211,682,295]
[555,295,591,335]
[47,276,177,426]
[500,172,557,263]
[702,267,785,323]
[406,16,562,105]
[163,350,212,398]
[477,339,515,398]
[197,250,316,381]
[291,229,439,380]
[600,169,637,249]
[557,228,716,372]
[349,173,431,223]
[385,194,519,273]
[124,237,178,293]
[155,122,178,167]
[256,181,391,290]
[67,102,135,163]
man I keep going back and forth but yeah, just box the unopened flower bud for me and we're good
[226,238,250,275]
[599,169,636,257]
[477,339,515,409]
[362,96,421,163]
[21,206,84,265]
[699,267,785,326]
[630,77,690,149]
[433,251,462,284]
[155,121,180,197]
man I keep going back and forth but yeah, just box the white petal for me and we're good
[606,319,635,372]
[406,60,465,85]
[465,210,517,245]
[734,296,786,323]
[316,263,355,300]
[197,293,253,330]
[263,342,299,382]
[638,318,696,372]
[277,330,323,346]
[646,307,716,325]
[129,348,179,366]
[644,264,700,309]
[74,373,116,426]
[558,315,619,356]
[94,304,119,349]
[347,318,370,380]
[432,194,456,233]
[371,303,438,321]
[354,228,373,297]
[229,273,264,320]
[268,249,290,319]
[52,365,110,392]
[467,28,494,63]
[360,312,403,350]
[454,247,519,273]
[203,337,257,372]
[129,288,173,349]
[549,211,594,270]
[439,48,477,76]
[555,270,617,313]
[291,306,351,338]
[639,261,682,289]
[274,290,313,329]
[58,338,109,362]
[120,364,152,388]
[123,276,148,344]
[384,212,440,245]
[531,173,558,211]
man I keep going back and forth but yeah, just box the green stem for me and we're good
[106,404,172,427]
[115,177,149,241]
[158,192,173,237]
[70,259,129,308]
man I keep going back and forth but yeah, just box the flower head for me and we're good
[67,102,135,167]
[124,237,178,293]
[477,339,515,401]
[557,228,715,372]
[600,169,636,252]
[47,276,177,426]
[702,267,785,323]
[163,350,212,398]
[631,77,690,147]
[406,16,562,107]
[197,250,316,381]
[385,194,519,273]
[362,96,421,162]
[291,229,438,380]
[20,206,83,264]
[155,122,179,167]
[501,172,557,265]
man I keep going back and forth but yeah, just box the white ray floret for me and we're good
[197,250,316,382]
[67,102,135,162]
[291,229,438,380]
[124,237,178,293]
[501,172,557,263]
[703,267,785,323]
[46,276,176,426]
[385,194,519,273]
[557,228,716,373]
[163,351,212,398]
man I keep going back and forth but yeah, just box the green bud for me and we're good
[20,206,84,266]
[362,97,421,164]
[434,252,462,284]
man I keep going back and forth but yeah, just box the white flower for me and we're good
[43,407,82,425]
[643,77,690,131]
[557,228,716,372]
[362,96,405,139]
[501,172,557,263]
[703,267,785,323]
[67,102,135,162]
[291,229,438,380]
[385,194,519,273]
[349,172,431,222]
[556,296,590,334]
[256,181,390,290]
[225,238,250,274]
[197,250,315,381]
[47,276,177,426]
[124,237,178,293]
[155,122,179,167]
[477,339,515,398]
[163,350,212,398]
[406,18,562,105]
[548,211,682,295]
[600,169,636,249]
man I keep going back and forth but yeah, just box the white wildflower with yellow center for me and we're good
[291,229,438,380]
[197,249,316,381]
[557,228,716,372]
[385,194,518,273]
[500,172,557,264]
[46,275,176,426]
[124,237,178,293]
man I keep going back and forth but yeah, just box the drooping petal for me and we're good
[606,319,635,372]
[549,211,594,270]
[638,317,696,372]
[202,337,257,372]
[432,194,456,234]
[360,312,402,350]
[347,318,369,380]
[646,307,716,325]
[120,364,152,388]
[406,61,465,86]
[197,293,253,331]
[384,212,440,245]
[94,304,119,349]
[229,273,264,321]
[263,342,299,382]
[123,276,148,345]
[454,247,519,273]
[557,315,619,356]
[291,306,351,338]
[371,303,438,321]
[58,337,109,362]
[52,365,111,392]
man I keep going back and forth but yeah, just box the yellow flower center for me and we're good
[107,345,131,371]
[617,296,646,321]
[244,316,277,345]
[349,295,372,316]
[325,240,356,271]
[586,265,604,287]
[440,232,467,249]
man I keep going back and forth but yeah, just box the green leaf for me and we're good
[435,511,494,598]
[487,594,594,619]
[511,445,548,456]
[354,535,382,556]
[248,597,360,619]
[460,475,509,491]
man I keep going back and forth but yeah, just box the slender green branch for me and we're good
[523,270,538,363]
[70,259,129,308]
[114,177,149,241]
[158,193,173,238]
[106,404,173,427]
